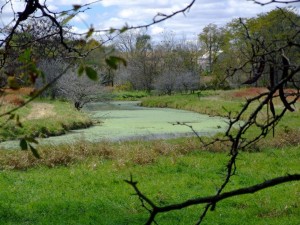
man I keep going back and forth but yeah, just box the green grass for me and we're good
[113,90,150,100]
[140,92,248,117]
[0,146,299,224]
[0,99,92,141]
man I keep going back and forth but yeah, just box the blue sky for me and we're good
[1,0,300,41]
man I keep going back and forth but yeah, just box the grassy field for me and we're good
[0,145,299,224]
[0,88,299,224]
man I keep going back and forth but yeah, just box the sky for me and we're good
[1,0,300,41]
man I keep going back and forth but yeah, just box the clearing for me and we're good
[26,103,56,120]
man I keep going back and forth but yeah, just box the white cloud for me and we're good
[119,9,135,19]
[1,0,299,41]
[100,17,127,30]
[150,26,165,35]
[78,0,300,41]
[100,0,183,8]
[50,0,100,6]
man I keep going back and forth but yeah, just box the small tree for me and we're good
[115,30,159,91]
[154,70,178,95]
[56,67,111,110]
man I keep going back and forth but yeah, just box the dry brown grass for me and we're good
[229,87,299,103]
[230,87,268,99]
[0,129,299,171]
[0,139,203,170]
[1,94,25,106]
[0,141,116,170]
[258,128,300,149]
[1,87,35,96]
[0,87,35,106]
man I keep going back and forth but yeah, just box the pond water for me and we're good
[0,101,229,149]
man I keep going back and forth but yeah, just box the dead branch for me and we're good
[126,174,300,225]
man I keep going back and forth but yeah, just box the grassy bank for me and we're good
[0,99,92,141]
[140,91,242,117]
[113,90,150,100]
[0,144,299,224]
[141,89,300,140]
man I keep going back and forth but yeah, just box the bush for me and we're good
[114,82,133,91]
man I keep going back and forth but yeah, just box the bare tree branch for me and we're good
[250,0,300,5]
[126,174,300,225]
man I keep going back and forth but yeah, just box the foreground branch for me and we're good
[251,0,300,5]
[126,174,300,224]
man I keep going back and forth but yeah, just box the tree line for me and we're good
[112,7,299,92]
[1,7,299,105]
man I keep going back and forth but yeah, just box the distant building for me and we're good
[198,50,223,72]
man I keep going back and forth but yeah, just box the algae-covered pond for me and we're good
[0,101,229,149]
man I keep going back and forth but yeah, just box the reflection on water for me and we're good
[0,101,229,149]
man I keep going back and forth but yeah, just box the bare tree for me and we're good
[56,67,111,110]
[35,59,69,99]
[154,70,178,95]
[114,30,159,91]
[153,32,200,94]
[176,71,199,93]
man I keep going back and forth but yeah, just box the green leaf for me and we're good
[62,14,75,25]
[105,58,117,70]
[109,28,116,34]
[29,144,40,159]
[120,25,128,33]
[73,4,81,11]
[115,56,127,67]
[60,11,67,17]
[20,139,28,150]
[105,56,127,70]
[18,49,31,63]
[7,76,20,89]
[86,27,94,39]
[85,66,98,81]
[78,65,85,76]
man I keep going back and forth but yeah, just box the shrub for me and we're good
[114,82,133,91]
